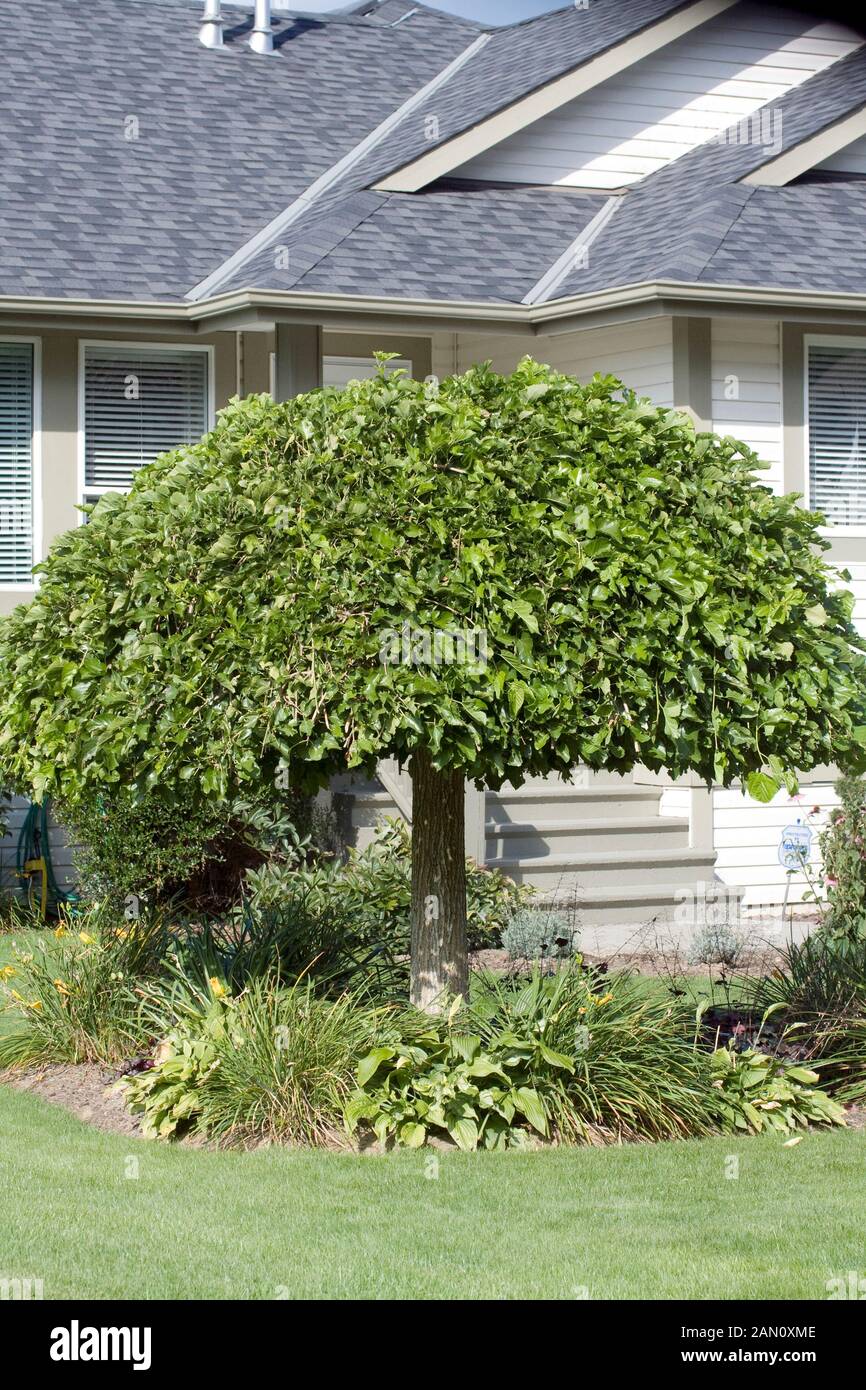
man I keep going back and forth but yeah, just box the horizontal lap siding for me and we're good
[712,317,783,490]
[713,784,837,906]
[459,5,861,189]
[444,320,675,406]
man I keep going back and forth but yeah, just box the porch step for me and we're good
[487,784,663,822]
[485,847,718,891]
[486,814,689,858]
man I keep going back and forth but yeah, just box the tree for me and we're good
[1,358,865,1009]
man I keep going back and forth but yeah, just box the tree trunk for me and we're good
[409,748,468,1013]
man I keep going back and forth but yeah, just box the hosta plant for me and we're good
[345,1000,574,1151]
[709,1045,846,1135]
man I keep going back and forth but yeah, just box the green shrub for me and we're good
[741,934,866,1099]
[125,975,384,1147]
[0,905,169,1065]
[501,906,578,962]
[173,895,407,1001]
[347,965,718,1149]
[59,787,234,910]
[708,1046,846,1134]
[819,776,866,943]
[246,819,529,954]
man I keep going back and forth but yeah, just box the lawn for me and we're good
[0,1083,863,1300]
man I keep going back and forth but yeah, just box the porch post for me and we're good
[464,784,486,865]
[274,322,323,400]
[674,317,715,860]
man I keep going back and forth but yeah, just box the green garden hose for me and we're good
[16,799,79,918]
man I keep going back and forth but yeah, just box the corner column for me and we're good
[672,316,716,861]
[274,322,323,400]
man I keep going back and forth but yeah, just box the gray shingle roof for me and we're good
[227,184,608,302]
[552,42,866,299]
[3,0,866,308]
[0,0,473,300]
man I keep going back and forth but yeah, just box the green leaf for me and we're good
[513,1086,548,1136]
[356,1047,396,1087]
[745,771,780,804]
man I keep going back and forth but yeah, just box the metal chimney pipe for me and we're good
[199,0,224,49]
[250,0,275,55]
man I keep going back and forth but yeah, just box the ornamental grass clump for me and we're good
[0,904,169,1066]
[125,971,386,1148]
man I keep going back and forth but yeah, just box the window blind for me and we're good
[808,344,866,527]
[83,346,209,492]
[0,341,34,585]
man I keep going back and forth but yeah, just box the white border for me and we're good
[77,339,215,522]
[0,335,42,593]
[804,333,866,537]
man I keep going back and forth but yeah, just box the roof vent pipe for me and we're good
[199,0,224,49]
[250,0,275,55]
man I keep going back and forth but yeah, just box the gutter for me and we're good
[4,280,866,334]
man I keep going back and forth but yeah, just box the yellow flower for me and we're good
[208,977,227,999]
[53,979,71,996]
[53,925,68,939]
[29,1000,42,1011]
[10,989,24,1002]
[78,931,96,945]
[0,966,16,980]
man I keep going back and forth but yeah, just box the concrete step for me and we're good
[485,847,718,891]
[533,883,732,926]
[487,785,664,822]
[486,815,690,858]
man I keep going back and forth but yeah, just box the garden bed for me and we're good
[1,1062,144,1140]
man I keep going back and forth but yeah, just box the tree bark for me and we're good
[409,748,468,1013]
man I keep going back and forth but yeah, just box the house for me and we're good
[2,0,866,946]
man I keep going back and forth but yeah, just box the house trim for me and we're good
[0,334,42,594]
[742,102,866,187]
[374,0,740,194]
[5,280,866,342]
[75,338,216,520]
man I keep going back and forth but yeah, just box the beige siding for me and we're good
[459,4,861,189]
[450,319,675,406]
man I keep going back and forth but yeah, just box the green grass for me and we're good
[0,1083,863,1299]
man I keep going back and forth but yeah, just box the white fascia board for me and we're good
[374,0,740,194]
[742,102,866,186]
[184,32,491,304]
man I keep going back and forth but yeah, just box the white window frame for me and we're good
[77,339,215,520]
[804,333,866,538]
[0,335,42,593]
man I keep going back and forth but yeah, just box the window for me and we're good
[81,344,211,498]
[806,340,866,528]
[0,340,36,586]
